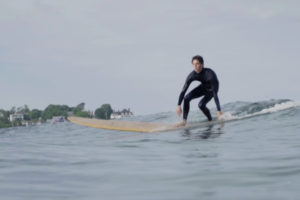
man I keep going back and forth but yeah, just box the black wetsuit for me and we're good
[177,68,221,121]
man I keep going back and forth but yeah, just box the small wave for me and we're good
[220,100,300,121]
[129,99,300,124]
[224,99,291,115]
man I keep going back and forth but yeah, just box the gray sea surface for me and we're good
[1,99,300,200]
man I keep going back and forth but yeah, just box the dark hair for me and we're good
[192,55,204,64]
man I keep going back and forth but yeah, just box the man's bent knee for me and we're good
[198,102,207,110]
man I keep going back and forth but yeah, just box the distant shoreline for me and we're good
[0,103,133,129]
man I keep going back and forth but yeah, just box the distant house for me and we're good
[110,108,133,119]
[52,116,65,123]
[110,113,122,119]
[9,113,24,122]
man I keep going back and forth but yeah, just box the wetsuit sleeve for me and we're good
[211,81,221,111]
[177,74,193,106]
[207,69,221,111]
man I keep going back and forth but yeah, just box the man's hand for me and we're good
[176,105,182,117]
[217,111,222,120]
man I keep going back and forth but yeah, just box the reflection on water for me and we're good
[182,122,225,140]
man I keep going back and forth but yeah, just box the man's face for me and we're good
[192,59,203,73]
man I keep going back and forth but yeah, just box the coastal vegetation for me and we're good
[0,103,130,129]
[95,104,113,120]
[0,103,92,129]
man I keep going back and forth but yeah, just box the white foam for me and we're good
[244,101,300,118]
[219,112,238,121]
[224,101,300,121]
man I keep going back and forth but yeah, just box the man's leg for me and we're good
[183,85,205,120]
[198,93,214,121]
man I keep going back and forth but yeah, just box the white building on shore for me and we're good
[110,109,133,119]
[9,113,24,122]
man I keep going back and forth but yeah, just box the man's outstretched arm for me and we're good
[213,91,221,111]
[210,81,222,119]
[176,74,193,118]
[177,75,192,106]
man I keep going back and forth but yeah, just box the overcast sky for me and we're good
[1,0,299,115]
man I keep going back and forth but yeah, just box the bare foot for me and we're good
[174,120,187,127]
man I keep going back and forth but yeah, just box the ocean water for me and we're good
[1,99,300,200]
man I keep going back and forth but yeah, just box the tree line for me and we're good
[0,103,115,129]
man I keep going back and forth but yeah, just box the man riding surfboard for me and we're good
[176,55,222,127]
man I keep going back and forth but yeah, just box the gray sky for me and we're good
[1,0,300,115]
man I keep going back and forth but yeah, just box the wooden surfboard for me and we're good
[67,116,223,133]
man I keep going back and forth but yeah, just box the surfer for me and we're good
[176,55,222,127]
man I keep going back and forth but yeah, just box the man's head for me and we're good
[191,55,204,73]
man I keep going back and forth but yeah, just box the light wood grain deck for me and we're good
[67,116,174,133]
